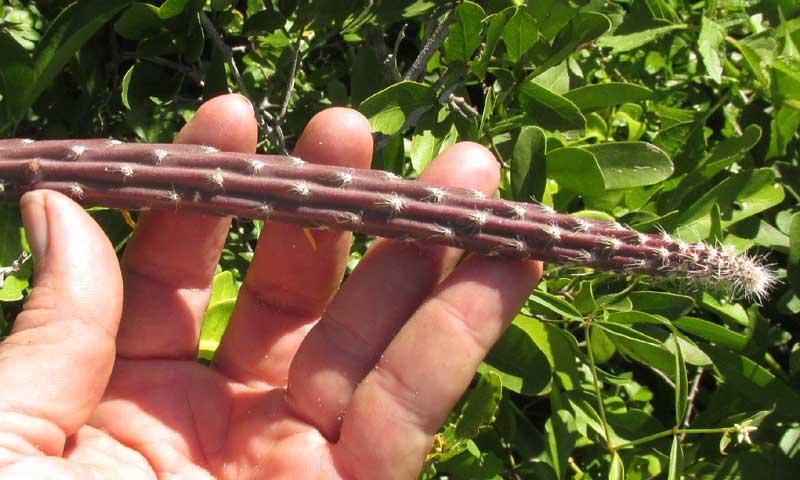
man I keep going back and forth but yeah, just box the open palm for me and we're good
[0,95,541,479]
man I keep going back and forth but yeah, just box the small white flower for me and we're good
[734,421,758,445]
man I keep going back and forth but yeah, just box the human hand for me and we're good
[0,95,541,479]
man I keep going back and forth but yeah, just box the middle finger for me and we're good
[285,142,501,440]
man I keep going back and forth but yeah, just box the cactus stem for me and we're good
[0,138,776,300]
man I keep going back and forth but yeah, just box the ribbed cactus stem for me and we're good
[0,138,775,300]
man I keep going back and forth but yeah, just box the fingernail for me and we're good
[21,191,48,260]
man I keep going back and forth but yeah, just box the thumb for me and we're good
[0,190,122,457]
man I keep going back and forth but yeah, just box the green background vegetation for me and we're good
[1,0,799,478]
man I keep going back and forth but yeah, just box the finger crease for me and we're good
[242,282,324,321]
[426,295,491,352]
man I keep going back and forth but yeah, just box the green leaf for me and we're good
[243,7,283,33]
[671,169,785,241]
[0,206,29,302]
[546,389,577,480]
[518,81,586,131]
[768,105,800,159]
[582,142,673,190]
[410,112,458,174]
[120,62,184,110]
[444,1,485,63]
[628,292,695,320]
[698,293,749,327]
[358,81,434,135]
[668,436,684,480]
[563,83,653,112]
[494,398,547,461]
[528,290,583,321]
[198,271,239,361]
[730,37,774,89]
[502,8,538,62]
[608,310,670,326]
[530,12,611,77]
[674,336,688,425]
[473,7,514,79]
[597,24,687,53]
[607,408,666,444]
[674,316,748,352]
[702,345,800,418]
[514,316,580,391]
[454,371,502,439]
[115,3,163,40]
[159,0,194,19]
[698,16,725,83]
[589,325,616,363]
[511,126,547,201]
[0,33,34,132]
[771,59,800,105]
[479,322,552,396]
[709,203,724,244]
[546,147,606,196]
[703,125,763,175]
[600,323,676,377]
[12,0,134,129]
[120,64,134,110]
[789,213,800,295]
[526,0,576,40]
[574,281,598,314]
[609,452,625,480]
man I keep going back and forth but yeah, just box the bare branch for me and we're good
[200,11,250,98]
[402,6,457,82]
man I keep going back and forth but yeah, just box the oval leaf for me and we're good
[455,371,503,439]
[358,81,435,135]
[671,168,785,241]
[502,8,538,62]
[564,83,653,112]
[582,142,674,190]
[519,81,586,131]
[115,2,163,40]
[511,126,547,201]
[479,322,552,396]
[546,147,606,196]
[444,1,485,62]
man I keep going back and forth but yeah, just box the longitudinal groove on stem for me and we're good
[0,139,775,300]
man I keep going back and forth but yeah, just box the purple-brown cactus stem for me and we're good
[0,139,775,300]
